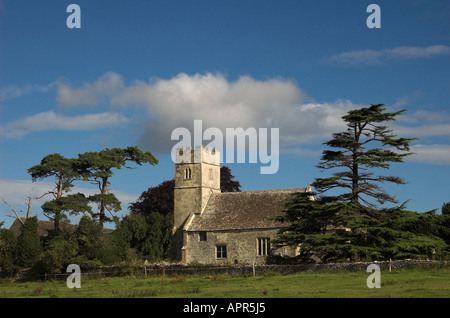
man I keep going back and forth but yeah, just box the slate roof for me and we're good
[186,188,307,232]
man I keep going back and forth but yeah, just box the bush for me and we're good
[0,229,19,276]
[70,255,103,270]
[32,235,78,275]
[16,217,41,268]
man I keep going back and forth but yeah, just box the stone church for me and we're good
[171,145,310,265]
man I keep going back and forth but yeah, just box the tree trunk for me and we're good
[351,123,361,205]
[99,177,108,228]
[26,197,32,218]
[352,161,359,205]
[54,175,63,231]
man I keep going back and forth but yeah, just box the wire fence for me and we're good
[10,259,449,282]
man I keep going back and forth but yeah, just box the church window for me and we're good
[209,168,213,181]
[216,245,227,259]
[257,238,270,256]
[199,231,207,241]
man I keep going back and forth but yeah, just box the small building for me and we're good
[171,145,309,265]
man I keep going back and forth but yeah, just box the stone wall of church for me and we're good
[184,228,297,265]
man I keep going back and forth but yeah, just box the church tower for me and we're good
[171,145,220,261]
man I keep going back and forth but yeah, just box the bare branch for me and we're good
[26,197,32,218]
[2,198,25,225]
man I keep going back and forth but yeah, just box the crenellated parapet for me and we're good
[175,145,220,165]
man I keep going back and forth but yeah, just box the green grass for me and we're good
[0,267,449,298]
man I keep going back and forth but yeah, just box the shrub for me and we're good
[70,255,103,270]
[32,235,77,275]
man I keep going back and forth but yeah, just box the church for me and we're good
[171,145,310,265]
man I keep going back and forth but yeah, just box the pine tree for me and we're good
[77,146,158,227]
[28,154,86,231]
[274,104,425,262]
[442,201,450,215]
[314,104,416,207]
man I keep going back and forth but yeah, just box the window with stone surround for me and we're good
[199,231,207,241]
[257,238,270,256]
[216,245,227,259]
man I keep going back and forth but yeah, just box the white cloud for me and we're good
[57,72,357,151]
[57,72,125,107]
[16,71,449,162]
[0,82,57,102]
[393,109,450,138]
[0,110,129,138]
[3,72,357,151]
[326,45,450,65]
[393,123,450,138]
[280,147,322,157]
[407,144,450,165]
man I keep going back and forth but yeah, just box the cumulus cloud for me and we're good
[326,45,450,65]
[55,72,357,151]
[0,110,129,138]
[19,71,449,164]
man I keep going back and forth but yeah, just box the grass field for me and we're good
[0,267,449,298]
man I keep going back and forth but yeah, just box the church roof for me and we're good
[9,218,78,237]
[9,218,113,237]
[186,188,307,232]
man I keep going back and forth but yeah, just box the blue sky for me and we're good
[1,0,449,229]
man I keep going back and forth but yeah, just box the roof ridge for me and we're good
[217,187,306,194]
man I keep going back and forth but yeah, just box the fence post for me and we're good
[252,262,256,277]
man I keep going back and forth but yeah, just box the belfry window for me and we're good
[185,167,192,180]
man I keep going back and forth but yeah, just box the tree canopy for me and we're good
[313,104,416,207]
[27,146,158,230]
[77,146,158,226]
[28,154,86,230]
